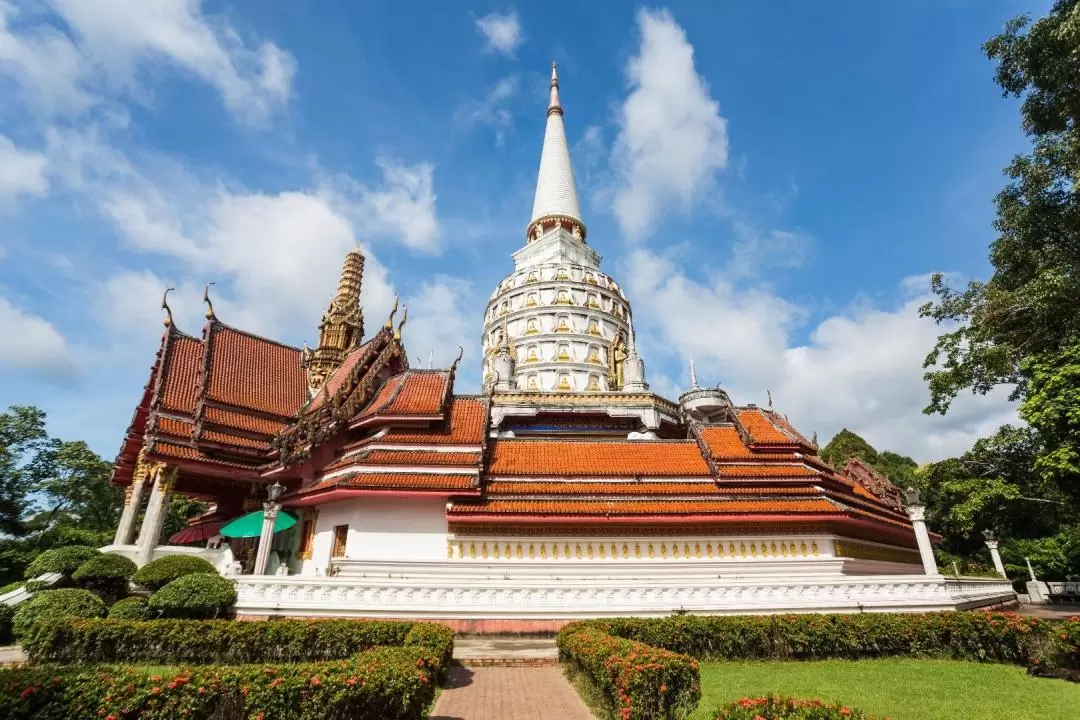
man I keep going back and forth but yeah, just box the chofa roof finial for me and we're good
[394,304,408,341]
[385,296,399,330]
[451,346,464,371]
[203,282,217,321]
[161,287,175,328]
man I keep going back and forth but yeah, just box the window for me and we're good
[297,511,318,560]
[331,524,348,558]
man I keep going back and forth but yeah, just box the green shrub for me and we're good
[21,617,452,668]
[713,697,879,719]
[0,645,438,720]
[107,596,150,620]
[558,624,701,720]
[148,573,236,619]
[0,603,12,645]
[11,589,104,639]
[1031,614,1080,678]
[131,555,217,591]
[23,546,98,581]
[71,554,137,601]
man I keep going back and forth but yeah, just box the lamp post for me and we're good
[903,487,940,577]
[981,529,1008,579]
[253,481,284,576]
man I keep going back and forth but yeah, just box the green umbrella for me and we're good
[219,510,297,538]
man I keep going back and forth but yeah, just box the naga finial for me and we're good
[202,282,217,321]
[394,304,408,341]
[767,389,773,410]
[385,296,399,330]
[161,287,175,328]
[451,345,464,371]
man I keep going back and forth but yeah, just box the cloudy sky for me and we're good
[0,1,1046,462]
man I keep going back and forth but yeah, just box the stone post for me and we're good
[982,530,1007,578]
[113,474,147,546]
[135,465,174,566]
[252,502,280,576]
[903,488,939,577]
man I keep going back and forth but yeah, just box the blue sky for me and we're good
[0,0,1048,462]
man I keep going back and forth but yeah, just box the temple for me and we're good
[105,65,1012,620]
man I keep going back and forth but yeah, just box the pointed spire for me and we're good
[689,353,699,390]
[303,248,366,395]
[527,62,585,242]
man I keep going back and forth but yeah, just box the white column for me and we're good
[253,502,280,576]
[905,504,940,577]
[985,539,1007,578]
[135,466,174,566]
[113,475,147,545]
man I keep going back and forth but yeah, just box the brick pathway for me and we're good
[431,665,594,720]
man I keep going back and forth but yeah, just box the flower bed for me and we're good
[0,645,438,720]
[19,617,453,673]
[583,611,1058,666]
[557,624,701,720]
[713,696,878,719]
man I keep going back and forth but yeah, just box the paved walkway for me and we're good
[431,665,594,720]
[0,646,26,666]
[453,636,558,664]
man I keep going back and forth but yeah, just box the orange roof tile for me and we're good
[308,340,377,411]
[205,325,306,418]
[154,416,194,440]
[314,472,478,492]
[354,373,406,418]
[488,440,711,477]
[699,426,753,458]
[159,334,203,413]
[364,449,480,466]
[379,397,488,446]
[199,429,271,451]
[448,498,838,516]
[380,371,449,416]
[484,481,820,497]
[148,441,259,470]
[715,464,818,478]
[203,406,287,436]
[738,409,797,445]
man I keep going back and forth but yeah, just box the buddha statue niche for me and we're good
[525,293,538,308]
[527,375,539,390]
[586,375,600,391]
[498,301,509,317]
[557,374,572,391]
[587,319,602,336]
[555,288,573,305]
[525,318,539,335]
[525,271,539,284]
[587,293,600,309]
[587,347,602,365]
[526,346,539,363]
[556,344,571,361]
[556,268,569,281]
[584,272,597,285]
[556,316,571,333]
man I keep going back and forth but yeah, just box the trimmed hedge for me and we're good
[132,555,217,591]
[0,604,12,645]
[23,546,99,581]
[0,645,439,720]
[21,617,454,670]
[107,597,151,620]
[714,697,879,719]
[72,554,137,601]
[583,611,1049,665]
[148,573,236,619]
[11,589,105,640]
[558,624,701,720]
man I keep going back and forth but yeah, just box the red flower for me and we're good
[19,687,34,699]
[150,687,161,695]
[309,676,322,687]
[841,707,852,716]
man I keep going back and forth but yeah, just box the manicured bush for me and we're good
[0,645,438,720]
[1031,614,1080,680]
[585,611,1048,665]
[11,589,104,639]
[23,546,98,581]
[131,555,217,591]
[21,617,453,668]
[0,603,12,645]
[148,573,236,619]
[107,596,150,620]
[71,553,137,601]
[713,697,879,719]
[558,624,701,720]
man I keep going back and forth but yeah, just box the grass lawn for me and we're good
[690,658,1080,720]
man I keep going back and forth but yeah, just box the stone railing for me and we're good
[233,562,1017,619]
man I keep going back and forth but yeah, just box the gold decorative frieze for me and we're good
[834,540,920,565]
[445,537,824,562]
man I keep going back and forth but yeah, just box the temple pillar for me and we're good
[113,474,147,545]
[252,503,280,575]
[905,504,939,577]
[984,538,1008,579]
[135,465,175,566]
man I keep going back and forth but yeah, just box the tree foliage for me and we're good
[820,429,918,488]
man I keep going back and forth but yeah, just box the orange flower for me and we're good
[309,676,322,687]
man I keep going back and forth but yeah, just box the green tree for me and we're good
[29,440,120,540]
[0,407,54,535]
[1018,343,1080,503]
[920,2,1080,413]
[820,429,918,488]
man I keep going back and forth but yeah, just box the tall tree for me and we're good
[820,429,919,488]
[0,406,54,535]
[921,1,1080,413]
[30,440,120,538]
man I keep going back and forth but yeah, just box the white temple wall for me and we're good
[301,496,448,575]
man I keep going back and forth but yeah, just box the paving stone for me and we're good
[431,665,594,720]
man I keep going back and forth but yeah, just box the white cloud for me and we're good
[0,296,73,376]
[475,11,521,55]
[401,276,476,372]
[459,75,518,145]
[727,221,813,278]
[0,134,49,198]
[610,9,728,240]
[623,248,1017,461]
[0,0,294,124]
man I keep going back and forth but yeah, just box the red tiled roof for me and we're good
[308,340,377,412]
[310,472,478,493]
[159,334,203,413]
[199,428,271,451]
[148,441,259,470]
[381,371,449,416]
[205,325,306,418]
[699,426,753,458]
[448,498,838,516]
[354,373,406,418]
[364,450,481,466]
[488,440,711,477]
[378,397,488,446]
[715,464,818,478]
[738,409,797,445]
[154,416,194,440]
[203,406,287,436]
[484,481,820,496]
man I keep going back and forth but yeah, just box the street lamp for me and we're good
[901,486,939,577]
[981,528,1007,579]
[253,482,286,575]
[267,481,284,503]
